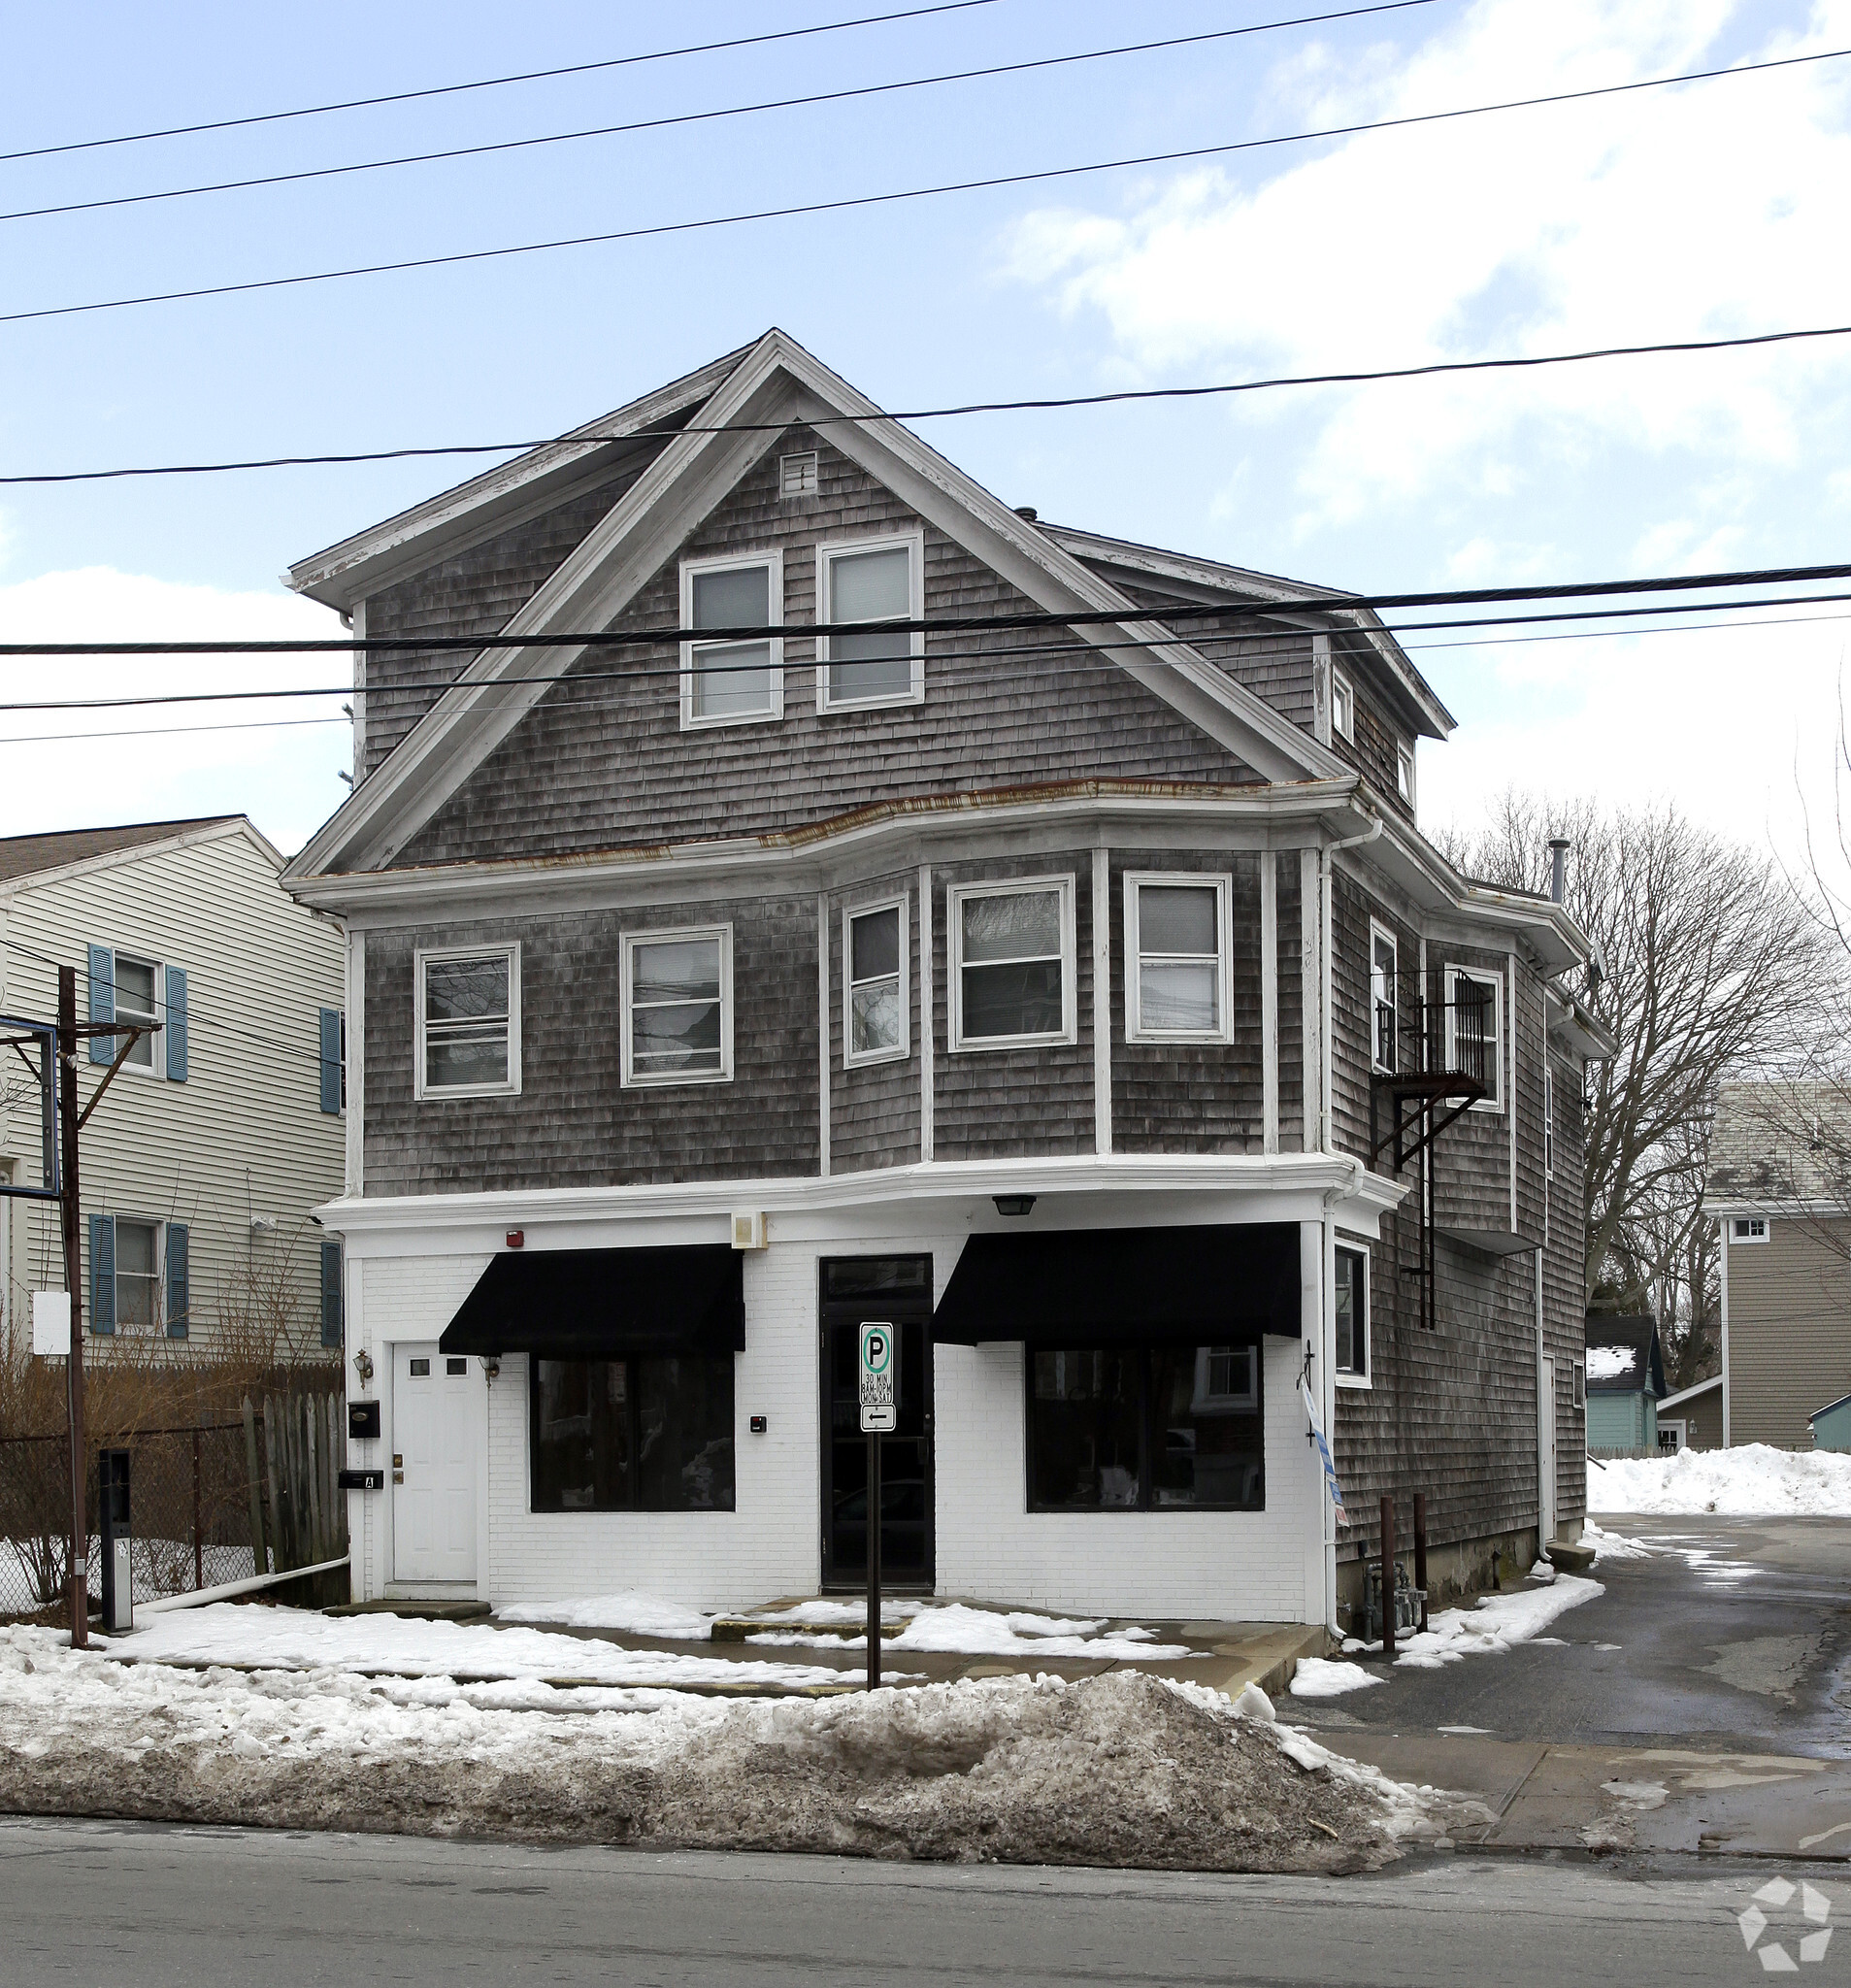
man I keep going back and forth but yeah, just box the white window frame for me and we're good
[1192,1344,1259,1413]
[1369,919,1399,1075]
[1331,668,1355,742]
[112,953,166,1079]
[678,549,785,731]
[1731,1215,1769,1243]
[1397,742,1416,805]
[1335,1240,1371,1388]
[1543,1064,1556,1179]
[413,943,522,1101]
[113,1214,165,1333]
[1443,964,1504,1112]
[620,923,735,1088]
[947,875,1076,1053]
[1572,1360,1587,1409]
[815,530,925,712]
[843,894,909,1068]
[1123,872,1234,1044]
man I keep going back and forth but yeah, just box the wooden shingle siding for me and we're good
[360,468,652,781]
[1330,632,1416,821]
[388,434,1253,868]
[361,897,821,1195]
[826,867,922,1173]
[1728,1219,1851,1449]
[1108,850,1264,1154]
[1275,854,1305,1150]
[1112,583,1317,735]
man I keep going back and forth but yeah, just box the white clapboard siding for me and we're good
[0,820,346,1358]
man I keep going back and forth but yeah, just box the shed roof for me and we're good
[1584,1315,1665,1398]
[0,816,243,885]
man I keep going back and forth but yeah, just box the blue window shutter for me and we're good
[320,1239,344,1349]
[86,945,115,1065]
[165,967,188,1082]
[165,1222,189,1339]
[89,1213,116,1336]
[318,1008,343,1114]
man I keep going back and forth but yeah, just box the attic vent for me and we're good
[779,451,819,498]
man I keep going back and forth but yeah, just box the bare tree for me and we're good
[1440,794,1836,1372]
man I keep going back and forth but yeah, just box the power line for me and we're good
[12,319,1851,485]
[0,0,1009,165]
[0,6,1438,227]
[7,43,1842,328]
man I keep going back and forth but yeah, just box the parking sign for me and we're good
[859,1321,897,1433]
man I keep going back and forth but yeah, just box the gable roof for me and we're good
[1658,1372,1722,1413]
[1706,1077,1851,1210]
[1584,1314,1665,1397]
[0,815,247,885]
[285,329,1348,881]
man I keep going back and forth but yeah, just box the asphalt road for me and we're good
[0,1814,1819,1988]
[1291,1515,1851,1755]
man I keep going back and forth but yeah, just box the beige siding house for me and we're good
[1704,1079,1851,1450]
[0,817,347,1359]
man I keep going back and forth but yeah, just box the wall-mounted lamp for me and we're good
[992,1195,1037,1217]
[484,1356,501,1383]
[351,1347,375,1388]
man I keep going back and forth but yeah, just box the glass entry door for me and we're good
[819,1256,934,1590]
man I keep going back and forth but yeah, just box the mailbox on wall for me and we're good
[347,1401,381,1441]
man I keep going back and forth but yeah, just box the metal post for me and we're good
[192,1429,204,1592]
[1380,1493,1397,1663]
[57,967,88,1649]
[866,1431,881,1691]
[1413,1491,1430,1634]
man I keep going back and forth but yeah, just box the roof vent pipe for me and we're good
[1548,838,1570,906]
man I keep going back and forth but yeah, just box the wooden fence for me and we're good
[242,1391,347,1607]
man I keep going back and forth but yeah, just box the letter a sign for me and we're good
[859,1321,897,1433]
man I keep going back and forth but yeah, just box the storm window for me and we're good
[530,1355,736,1512]
[949,878,1074,1049]
[680,552,783,727]
[817,535,922,710]
[844,899,908,1064]
[1335,1243,1369,1383]
[1125,875,1231,1043]
[416,945,519,1098]
[622,927,732,1085]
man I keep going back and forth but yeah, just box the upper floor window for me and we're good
[1397,743,1416,805]
[1370,922,1399,1074]
[1124,874,1231,1043]
[622,925,733,1085]
[115,956,162,1073]
[817,534,923,711]
[1731,1215,1768,1243]
[1331,668,1355,742]
[415,944,520,1099]
[949,878,1074,1050]
[844,898,908,1065]
[1335,1242,1370,1383]
[1544,1064,1555,1178]
[1444,965,1503,1110]
[87,944,186,1081]
[679,551,784,729]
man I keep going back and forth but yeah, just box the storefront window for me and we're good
[1028,1344,1263,1511]
[531,1355,735,1511]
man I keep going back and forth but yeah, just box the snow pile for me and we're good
[497,1593,713,1640]
[888,1605,1191,1661]
[0,1628,1435,1871]
[1288,1657,1383,1699]
[1589,1442,1851,1516]
[1392,1574,1603,1670]
[1586,1345,1636,1381]
[1581,1520,1653,1562]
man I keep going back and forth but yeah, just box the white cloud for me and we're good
[0,569,348,856]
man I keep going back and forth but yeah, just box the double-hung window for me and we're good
[1335,1243,1370,1383]
[415,945,519,1098]
[949,878,1074,1050]
[817,534,923,710]
[844,898,908,1065]
[114,957,162,1073]
[115,1218,160,1329]
[1331,668,1355,742]
[1444,965,1504,1110]
[680,551,783,728]
[1397,742,1416,805]
[1125,874,1231,1042]
[622,926,733,1084]
[1370,923,1399,1074]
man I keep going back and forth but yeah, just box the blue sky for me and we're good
[2,0,1848,863]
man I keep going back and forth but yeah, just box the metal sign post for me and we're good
[858,1320,897,1690]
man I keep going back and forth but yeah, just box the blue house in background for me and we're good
[1586,1316,1666,1452]
[1810,1394,1851,1452]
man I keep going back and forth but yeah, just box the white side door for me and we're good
[393,1342,477,1584]
[1538,1354,1558,1546]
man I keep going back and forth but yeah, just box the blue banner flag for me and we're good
[1301,1376,1347,1524]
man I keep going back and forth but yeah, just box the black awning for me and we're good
[439,1245,744,1359]
[932,1222,1302,1347]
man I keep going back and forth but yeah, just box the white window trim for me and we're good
[1335,1239,1371,1388]
[1368,919,1399,1076]
[1444,963,1504,1113]
[1123,872,1234,1044]
[1192,1343,1259,1412]
[815,529,925,712]
[1331,667,1355,742]
[111,952,167,1080]
[1397,742,1416,805]
[947,875,1077,1053]
[678,548,785,731]
[843,894,909,1068]
[1731,1215,1769,1243]
[1543,1064,1556,1179]
[1572,1360,1587,1409]
[620,923,735,1088]
[413,943,522,1101]
[113,1214,166,1333]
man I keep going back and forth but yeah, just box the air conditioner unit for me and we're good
[731,1210,768,1251]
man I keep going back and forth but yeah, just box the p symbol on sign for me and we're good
[858,1319,898,1432]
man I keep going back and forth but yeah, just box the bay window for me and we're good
[949,878,1074,1049]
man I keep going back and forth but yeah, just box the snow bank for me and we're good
[0,1628,1437,1872]
[1393,1574,1603,1669]
[888,1605,1191,1661]
[1289,1657,1383,1699]
[1588,1442,1851,1516]
[1581,1520,1652,1562]
[496,1593,713,1640]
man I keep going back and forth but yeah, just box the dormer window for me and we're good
[818,533,923,711]
[680,552,784,729]
[1331,669,1355,742]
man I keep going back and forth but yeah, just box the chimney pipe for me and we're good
[1548,838,1570,906]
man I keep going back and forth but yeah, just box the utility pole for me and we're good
[57,966,87,1650]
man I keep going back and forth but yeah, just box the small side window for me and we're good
[1397,743,1415,804]
[1335,1243,1369,1384]
[1331,669,1355,742]
[1731,1216,1769,1243]
[844,899,908,1065]
[1571,1361,1587,1409]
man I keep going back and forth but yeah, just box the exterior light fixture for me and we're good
[993,1195,1037,1217]
[351,1347,375,1387]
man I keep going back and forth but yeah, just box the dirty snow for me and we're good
[0,1627,1440,1872]
[1586,1346,1636,1381]
[1392,1574,1603,1669]
[1589,1442,1851,1517]
[1581,1519,1653,1561]
[1288,1657,1384,1699]
[888,1605,1192,1661]
[497,1592,714,1640]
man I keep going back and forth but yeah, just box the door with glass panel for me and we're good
[392,1343,478,1584]
[819,1257,934,1589]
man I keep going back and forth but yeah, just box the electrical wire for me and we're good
[13,319,1851,485]
[7,43,1843,327]
[0,0,1011,164]
[0,7,1439,227]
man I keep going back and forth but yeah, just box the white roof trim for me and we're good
[0,816,281,904]
[1657,1373,1723,1411]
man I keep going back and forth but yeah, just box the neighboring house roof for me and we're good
[1810,1392,1851,1425]
[1658,1373,1723,1413]
[1705,1077,1851,1212]
[0,816,244,885]
[1584,1315,1665,1397]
